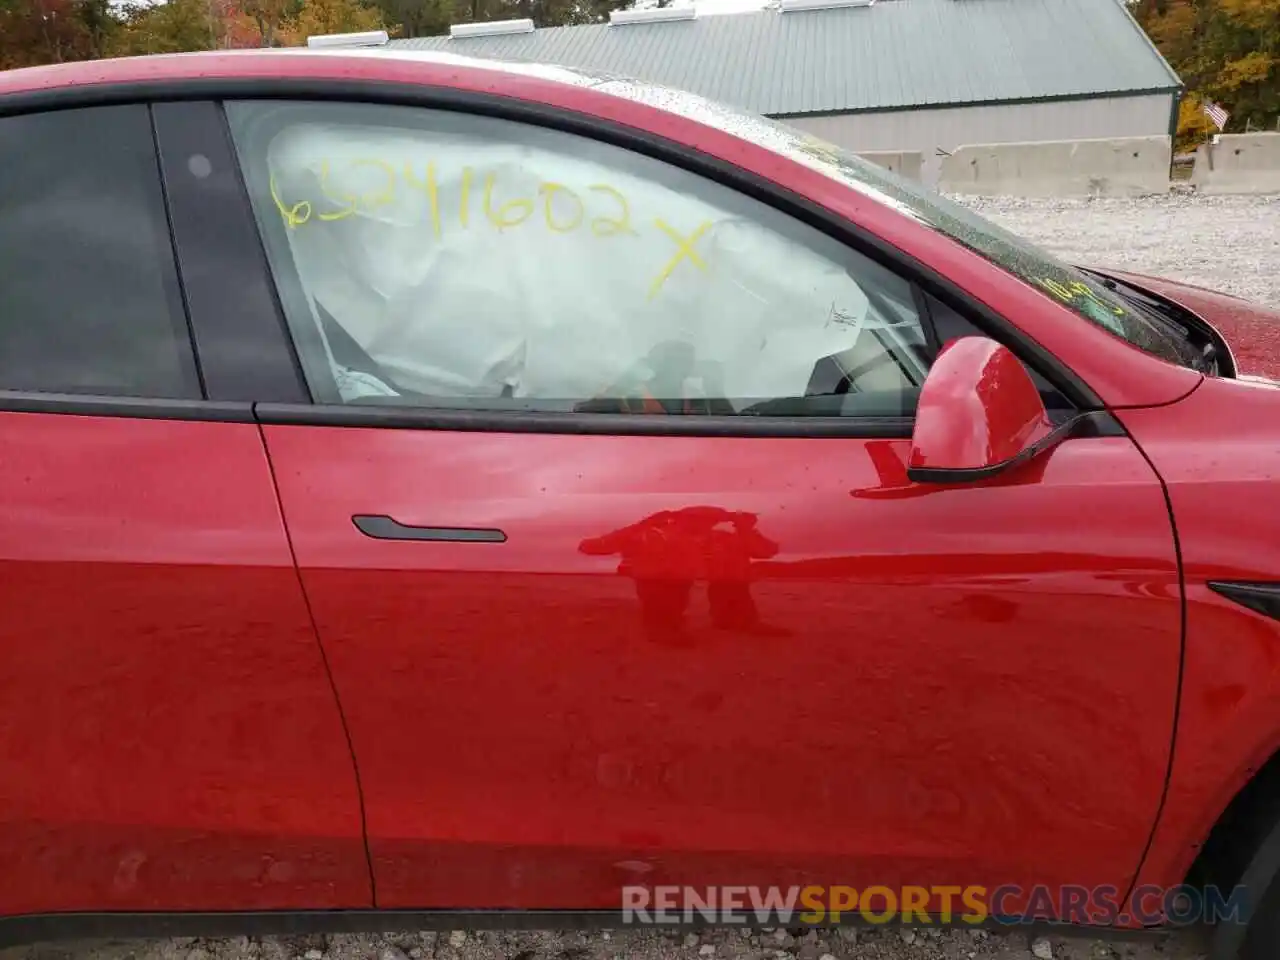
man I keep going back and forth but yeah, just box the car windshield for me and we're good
[592,76,1198,369]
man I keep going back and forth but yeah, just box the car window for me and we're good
[592,78,1203,371]
[226,101,933,418]
[925,292,1072,415]
[0,106,200,399]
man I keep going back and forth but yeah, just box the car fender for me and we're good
[1118,375,1280,904]
[1094,268,1280,381]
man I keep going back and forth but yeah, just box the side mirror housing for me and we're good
[907,336,1063,484]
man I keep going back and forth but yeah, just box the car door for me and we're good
[225,95,1184,915]
[0,102,370,917]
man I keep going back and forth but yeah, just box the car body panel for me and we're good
[1118,376,1280,899]
[0,412,370,914]
[263,422,1181,911]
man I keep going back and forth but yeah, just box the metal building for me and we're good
[390,0,1182,181]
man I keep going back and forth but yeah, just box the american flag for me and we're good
[1203,99,1230,130]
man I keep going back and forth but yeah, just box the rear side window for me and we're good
[0,106,199,399]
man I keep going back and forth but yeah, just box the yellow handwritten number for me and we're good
[350,158,397,209]
[270,173,312,229]
[271,160,650,244]
[404,162,442,238]
[589,184,635,237]
[1041,277,1126,317]
[484,174,534,229]
[460,167,473,228]
[315,160,357,222]
[540,183,584,233]
[1038,278,1075,302]
[1069,279,1126,316]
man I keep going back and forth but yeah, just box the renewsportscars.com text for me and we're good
[620,883,1251,927]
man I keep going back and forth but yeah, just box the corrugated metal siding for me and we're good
[390,0,1181,116]
[786,91,1175,182]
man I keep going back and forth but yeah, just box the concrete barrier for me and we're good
[856,150,924,180]
[1192,133,1280,194]
[939,136,1172,198]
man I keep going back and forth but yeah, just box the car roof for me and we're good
[0,47,621,99]
[0,47,777,171]
[0,45,930,221]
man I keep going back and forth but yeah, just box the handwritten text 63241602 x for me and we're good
[268,157,717,299]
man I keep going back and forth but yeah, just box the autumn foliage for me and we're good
[0,0,326,63]
[1131,0,1280,148]
[0,0,634,67]
[7,0,1269,144]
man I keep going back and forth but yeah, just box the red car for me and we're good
[0,41,1278,960]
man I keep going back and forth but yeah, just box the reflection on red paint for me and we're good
[579,506,789,643]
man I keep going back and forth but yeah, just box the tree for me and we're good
[1131,0,1280,142]
[110,0,219,55]
[0,0,637,66]
[239,0,302,45]
[514,0,629,26]
[77,0,116,56]
[368,0,461,37]
[1211,0,1280,129]
[0,0,104,68]
[368,0,631,36]
[280,0,384,43]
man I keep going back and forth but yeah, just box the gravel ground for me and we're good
[6,193,1277,960]
[956,192,1280,309]
[0,925,1216,960]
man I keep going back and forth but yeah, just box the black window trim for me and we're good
[0,391,254,422]
[0,78,1110,436]
[146,105,209,401]
[251,402,917,437]
[152,100,312,405]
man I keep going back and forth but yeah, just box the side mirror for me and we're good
[907,336,1065,484]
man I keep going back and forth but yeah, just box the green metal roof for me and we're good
[389,0,1180,116]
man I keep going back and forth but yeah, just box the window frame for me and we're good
[0,80,1108,434]
[226,97,943,425]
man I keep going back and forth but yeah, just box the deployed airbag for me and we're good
[263,120,898,407]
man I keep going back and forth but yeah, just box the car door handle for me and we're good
[352,515,507,543]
